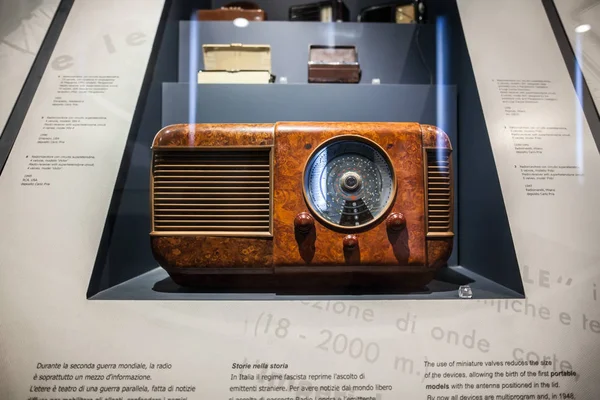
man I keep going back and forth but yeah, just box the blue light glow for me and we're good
[574,32,585,183]
[188,15,199,144]
[435,16,449,151]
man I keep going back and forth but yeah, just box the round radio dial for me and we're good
[303,138,396,231]
[340,171,362,192]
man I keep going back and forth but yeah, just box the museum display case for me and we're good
[71,0,531,300]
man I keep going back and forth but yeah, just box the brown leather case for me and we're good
[149,122,454,290]
[197,8,266,21]
[308,45,361,83]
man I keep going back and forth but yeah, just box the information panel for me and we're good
[0,0,60,135]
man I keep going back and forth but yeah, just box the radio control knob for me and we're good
[386,212,406,231]
[294,212,314,233]
[343,235,359,250]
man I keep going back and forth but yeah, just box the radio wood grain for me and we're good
[149,122,454,288]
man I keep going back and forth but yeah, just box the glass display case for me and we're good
[76,0,528,301]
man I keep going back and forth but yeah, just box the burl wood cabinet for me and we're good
[150,122,454,290]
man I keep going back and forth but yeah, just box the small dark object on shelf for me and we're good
[308,45,361,83]
[358,1,426,24]
[197,2,267,21]
[223,1,261,9]
[289,0,349,22]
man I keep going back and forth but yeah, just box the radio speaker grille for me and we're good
[426,149,452,234]
[152,149,271,235]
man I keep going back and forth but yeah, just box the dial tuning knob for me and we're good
[386,212,406,231]
[294,212,314,233]
[343,235,359,250]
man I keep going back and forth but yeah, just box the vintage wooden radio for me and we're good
[150,122,454,290]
